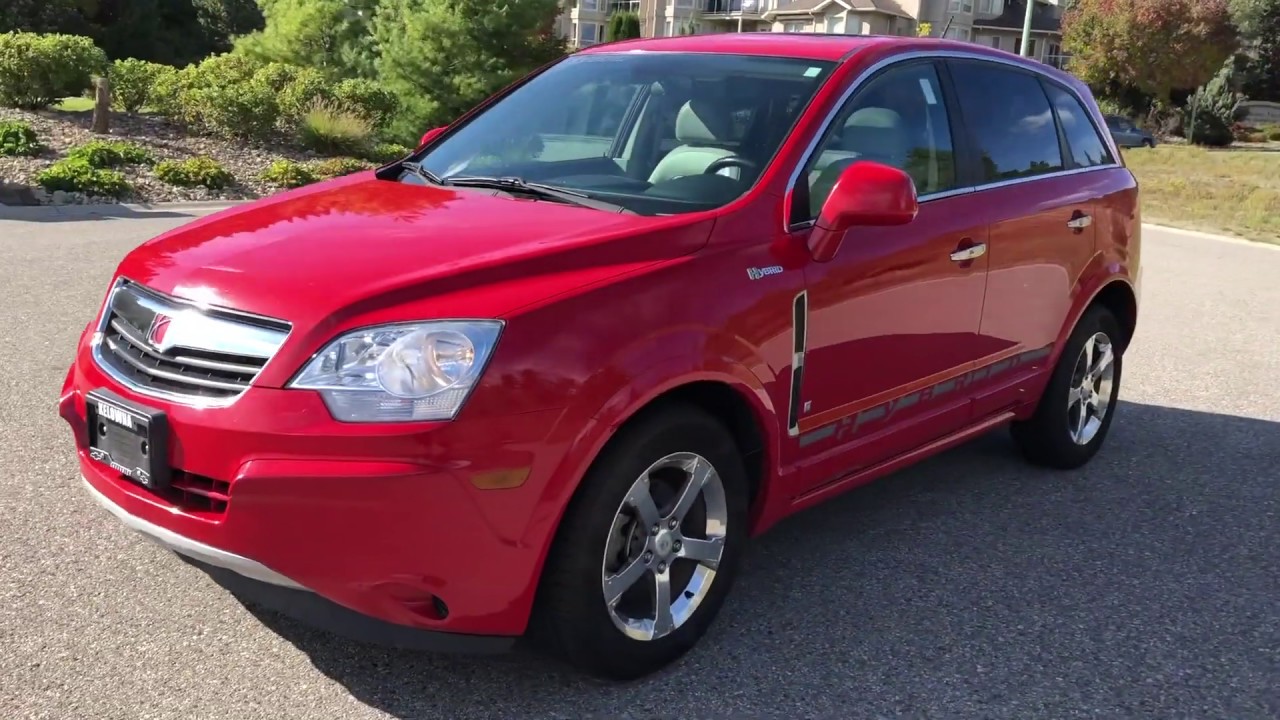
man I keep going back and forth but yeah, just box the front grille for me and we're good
[94,280,290,402]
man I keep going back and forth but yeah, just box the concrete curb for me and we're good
[1141,223,1280,251]
[0,200,248,221]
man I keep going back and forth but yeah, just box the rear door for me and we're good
[943,59,1111,418]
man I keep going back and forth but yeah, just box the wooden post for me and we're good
[91,76,110,134]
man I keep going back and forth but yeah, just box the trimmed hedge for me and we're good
[109,58,175,113]
[154,156,234,189]
[66,140,153,168]
[0,120,41,156]
[0,32,107,110]
[36,158,130,197]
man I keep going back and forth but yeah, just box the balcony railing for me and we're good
[703,0,768,16]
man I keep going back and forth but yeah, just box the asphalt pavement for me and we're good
[1,207,1277,719]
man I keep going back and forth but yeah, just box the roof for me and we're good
[769,0,916,19]
[576,32,898,61]
[973,0,1061,33]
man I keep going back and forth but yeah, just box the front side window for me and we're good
[794,61,958,224]
[417,53,836,216]
[948,60,1064,182]
[1044,83,1114,168]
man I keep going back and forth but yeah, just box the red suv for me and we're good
[60,34,1140,680]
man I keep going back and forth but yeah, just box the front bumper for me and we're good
[61,336,567,642]
[83,475,513,653]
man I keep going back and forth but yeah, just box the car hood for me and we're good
[115,173,710,328]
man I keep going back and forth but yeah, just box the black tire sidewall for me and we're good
[1015,307,1124,467]
[536,405,750,679]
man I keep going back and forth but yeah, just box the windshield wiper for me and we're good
[399,160,445,185]
[446,176,634,214]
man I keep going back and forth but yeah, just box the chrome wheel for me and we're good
[1068,331,1115,445]
[601,452,728,642]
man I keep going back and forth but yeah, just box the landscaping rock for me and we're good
[0,107,325,205]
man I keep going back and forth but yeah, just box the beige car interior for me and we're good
[647,98,744,184]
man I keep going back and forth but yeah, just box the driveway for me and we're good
[1,209,1277,719]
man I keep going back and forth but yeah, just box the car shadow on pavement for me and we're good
[229,400,1280,719]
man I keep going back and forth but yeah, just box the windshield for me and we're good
[415,53,836,216]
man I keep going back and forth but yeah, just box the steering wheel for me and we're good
[703,156,758,176]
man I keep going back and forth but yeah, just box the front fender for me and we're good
[511,328,782,610]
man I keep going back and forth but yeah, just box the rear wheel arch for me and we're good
[1089,279,1138,352]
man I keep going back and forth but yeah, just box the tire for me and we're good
[531,403,750,681]
[1011,305,1124,469]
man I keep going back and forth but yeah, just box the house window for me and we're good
[825,15,840,33]
[783,21,806,33]
[948,0,974,12]
[944,26,971,41]
[581,0,599,10]
[977,0,1001,14]
[988,35,1000,49]
[578,22,600,45]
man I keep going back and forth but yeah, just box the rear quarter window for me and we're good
[1043,83,1114,168]
[948,60,1064,182]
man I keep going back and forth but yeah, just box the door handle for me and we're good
[949,243,986,262]
[1067,213,1093,229]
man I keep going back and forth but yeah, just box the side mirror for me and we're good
[419,126,446,146]
[808,161,919,263]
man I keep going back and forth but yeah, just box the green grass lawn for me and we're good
[53,96,96,112]
[1121,144,1280,245]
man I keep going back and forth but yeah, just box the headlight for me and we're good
[289,320,503,422]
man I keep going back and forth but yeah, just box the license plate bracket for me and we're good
[86,389,171,491]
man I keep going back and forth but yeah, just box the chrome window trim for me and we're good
[783,48,1123,233]
[90,278,293,408]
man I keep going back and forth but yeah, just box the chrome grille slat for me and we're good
[92,280,291,404]
[104,336,248,392]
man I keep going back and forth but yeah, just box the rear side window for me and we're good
[1044,83,1114,168]
[948,61,1063,182]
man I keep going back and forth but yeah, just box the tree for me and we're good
[606,12,642,42]
[234,0,378,78]
[1062,0,1239,107]
[1232,0,1280,101]
[374,0,565,141]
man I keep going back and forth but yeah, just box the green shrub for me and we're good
[311,157,374,179]
[0,32,107,110]
[298,99,372,155]
[35,158,130,197]
[1185,112,1234,147]
[1263,124,1280,142]
[66,139,153,168]
[364,141,413,164]
[154,156,234,189]
[0,120,41,156]
[108,58,172,113]
[277,67,331,126]
[259,158,317,188]
[331,79,398,131]
[148,54,280,140]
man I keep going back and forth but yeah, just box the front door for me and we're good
[784,60,994,493]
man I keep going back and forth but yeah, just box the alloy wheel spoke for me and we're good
[1091,342,1114,380]
[652,568,675,638]
[677,535,724,570]
[1074,402,1089,439]
[604,555,649,607]
[668,457,712,524]
[1068,384,1085,408]
[626,480,661,529]
[1082,335,1096,374]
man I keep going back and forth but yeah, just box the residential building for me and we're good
[917,0,1066,67]
[556,0,1068,69]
